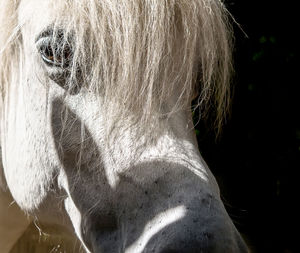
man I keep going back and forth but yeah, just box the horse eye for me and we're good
[37,35,73,68]
[35,29,81,95]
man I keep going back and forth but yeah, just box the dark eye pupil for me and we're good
[39,37,72,68]
[42,46,54,61]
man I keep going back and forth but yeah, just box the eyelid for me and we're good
[36,31,73,68]
[35,28,81,94]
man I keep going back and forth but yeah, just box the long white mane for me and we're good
[0,0,233,130]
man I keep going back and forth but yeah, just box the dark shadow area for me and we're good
[195,1,299,252]
[51,98,116,252]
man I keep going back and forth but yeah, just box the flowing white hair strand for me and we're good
[0,0,233,133]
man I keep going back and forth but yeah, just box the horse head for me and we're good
[0,1,248,252]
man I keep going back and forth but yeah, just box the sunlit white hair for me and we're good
[0,0,233,132]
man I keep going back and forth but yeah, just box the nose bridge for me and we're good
[114,163,248,253]
[61,157,248,253]
[137,186,246,253]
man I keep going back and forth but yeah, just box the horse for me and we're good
[0,0,249,252]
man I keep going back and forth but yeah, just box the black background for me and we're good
[195,1,299,252]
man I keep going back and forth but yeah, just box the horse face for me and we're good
[0,0,248,252]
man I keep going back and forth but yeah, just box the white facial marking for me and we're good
[125,205,187,253]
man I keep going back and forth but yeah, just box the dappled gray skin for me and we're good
[0,0,249,252]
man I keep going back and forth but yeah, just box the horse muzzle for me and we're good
[78,164,249,253]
